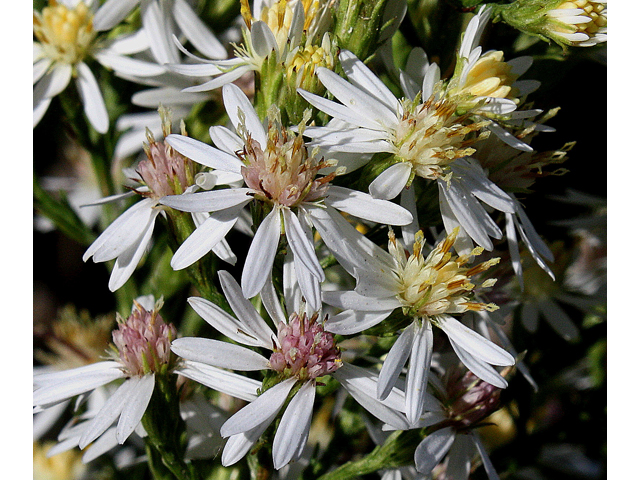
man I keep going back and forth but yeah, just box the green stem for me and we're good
[141,375,200,480]
[317,430,420,480]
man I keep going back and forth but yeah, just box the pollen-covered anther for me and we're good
[394,95,487,181]
[389,229,501,318]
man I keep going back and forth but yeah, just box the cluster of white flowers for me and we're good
[33,1,606,479]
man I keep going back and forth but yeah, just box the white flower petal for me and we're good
[414,427,456,474]
[173,0,226,59]
[473,431,501,480]
[33,365,125,407]
[79,377,140,449]
[304,125,389,150]
[283,208,324,281]
[160,188,252,213]
[188,296,264,347]
[445,434,473,479]
[220,377,296,438]
[272,380,315,469]
[339,50,399,113]
[84,198,157,263]
[116,374,155,444]
[177,361,261,402]
[405,321,434,425]
[182,65,253,93]
[170,208,241,269]
[93,0,139,31]
[322,290,399,312]
[260,277,287,326]
[209,126,244,155]
[377,325,414,401]
[82,427,119,463]
[141,0,179,64]
[316,68,399,130]
[437,315,514,366]
[438,180,495,251]
[108,209,159,291]
[368,162,413,201]
[297,88,389,132]
[333,364,410,430]
[250,20,279,58]
[487,122,533,152]
[221,418,272,466]
[223,83,267,149]
[292,246,322,312]
[33,96,52,128]
[169,62,223,77]
[306,205,394,276]
[132,87,210,108]
[449,339,508,389]
[241,207,282,298]
[34,63,72,105]
[171,338,270,370]
[107,29,150,55]
[515,201,554,261]
[95,51,166,77]
[422,63,441,99]
[165,134,243,173]
[324,309,394,335]
[33,58,52,84]
[451,159,515,213]
[326,185,413,226]
[507,56,533,76]
[219,271,277,348]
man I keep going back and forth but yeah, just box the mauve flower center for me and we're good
[269,312,341,380]
[112,302,177,376]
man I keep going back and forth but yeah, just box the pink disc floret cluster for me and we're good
[269,312,341,380]
[112,302,177,376]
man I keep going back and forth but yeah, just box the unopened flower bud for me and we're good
[494,0,607,49]
[445,368,502,427]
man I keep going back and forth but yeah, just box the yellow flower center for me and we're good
[394,95,489,180]
[389,229,499,318]
[33,0,96,65]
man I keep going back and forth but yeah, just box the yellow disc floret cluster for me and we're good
[388,228,499,319]
[33,0,96,65]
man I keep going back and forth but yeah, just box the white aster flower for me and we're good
[33,0,166,132]
[299,50,491,202]
[172,270,412,469]
[83,109,198,291]
[33,299,178,454]
[545,1,607,47]
[170,0,333,93]
[159,83,413,307]
[322,229,514,424]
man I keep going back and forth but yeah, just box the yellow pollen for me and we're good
[34,0,95,65]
